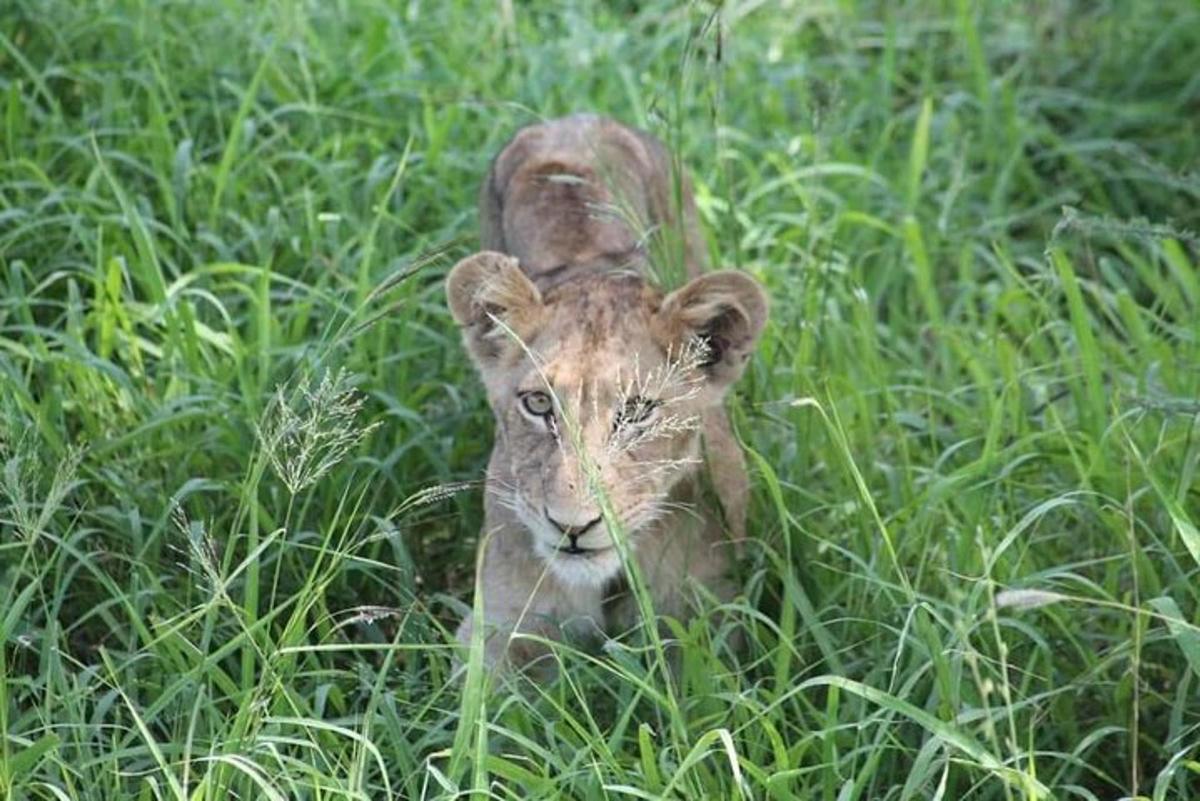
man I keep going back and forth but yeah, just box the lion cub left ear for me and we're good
[446,251,544,367]
[659,271,769,386]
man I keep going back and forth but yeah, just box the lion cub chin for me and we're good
[447,114,768,674]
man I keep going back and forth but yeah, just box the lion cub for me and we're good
[447,114,768,671]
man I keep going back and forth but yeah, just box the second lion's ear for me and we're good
[446,251,544,366]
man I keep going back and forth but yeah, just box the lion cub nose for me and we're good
[545,512,602,538]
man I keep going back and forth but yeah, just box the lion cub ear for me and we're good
[446,251,544,366]
[659,271,769,386]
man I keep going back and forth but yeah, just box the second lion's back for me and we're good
[478,114,709,287]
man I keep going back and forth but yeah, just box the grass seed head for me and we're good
[0,430,81,541]
[256,367,381,495]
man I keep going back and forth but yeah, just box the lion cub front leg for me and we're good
[455,526,603,676]
[455,610,559,677]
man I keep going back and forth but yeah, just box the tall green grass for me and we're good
[2,0,1199,798]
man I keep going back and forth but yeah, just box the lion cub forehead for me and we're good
[541,271,664,313]
[502,271,681,396]
[540,271,664,340]
[541,335,665,385]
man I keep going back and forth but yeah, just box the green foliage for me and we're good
[2,0,1199,798]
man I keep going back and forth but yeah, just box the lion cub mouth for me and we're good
[555,544,611,557]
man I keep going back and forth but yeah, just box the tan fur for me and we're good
[448,114,768,672]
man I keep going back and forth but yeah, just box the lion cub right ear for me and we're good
[446,251,544,366]
[659,270,769,388]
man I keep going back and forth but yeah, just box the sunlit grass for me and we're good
[2,0,1199,799]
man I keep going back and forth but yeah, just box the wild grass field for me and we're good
[2,0,1199,798]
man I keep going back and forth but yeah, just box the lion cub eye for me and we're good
[615,396,659,429]
[519,390,554,418]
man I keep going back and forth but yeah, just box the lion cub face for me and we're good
[448,252,767,586]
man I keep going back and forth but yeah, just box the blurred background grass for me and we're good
[1,1,1199,798]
